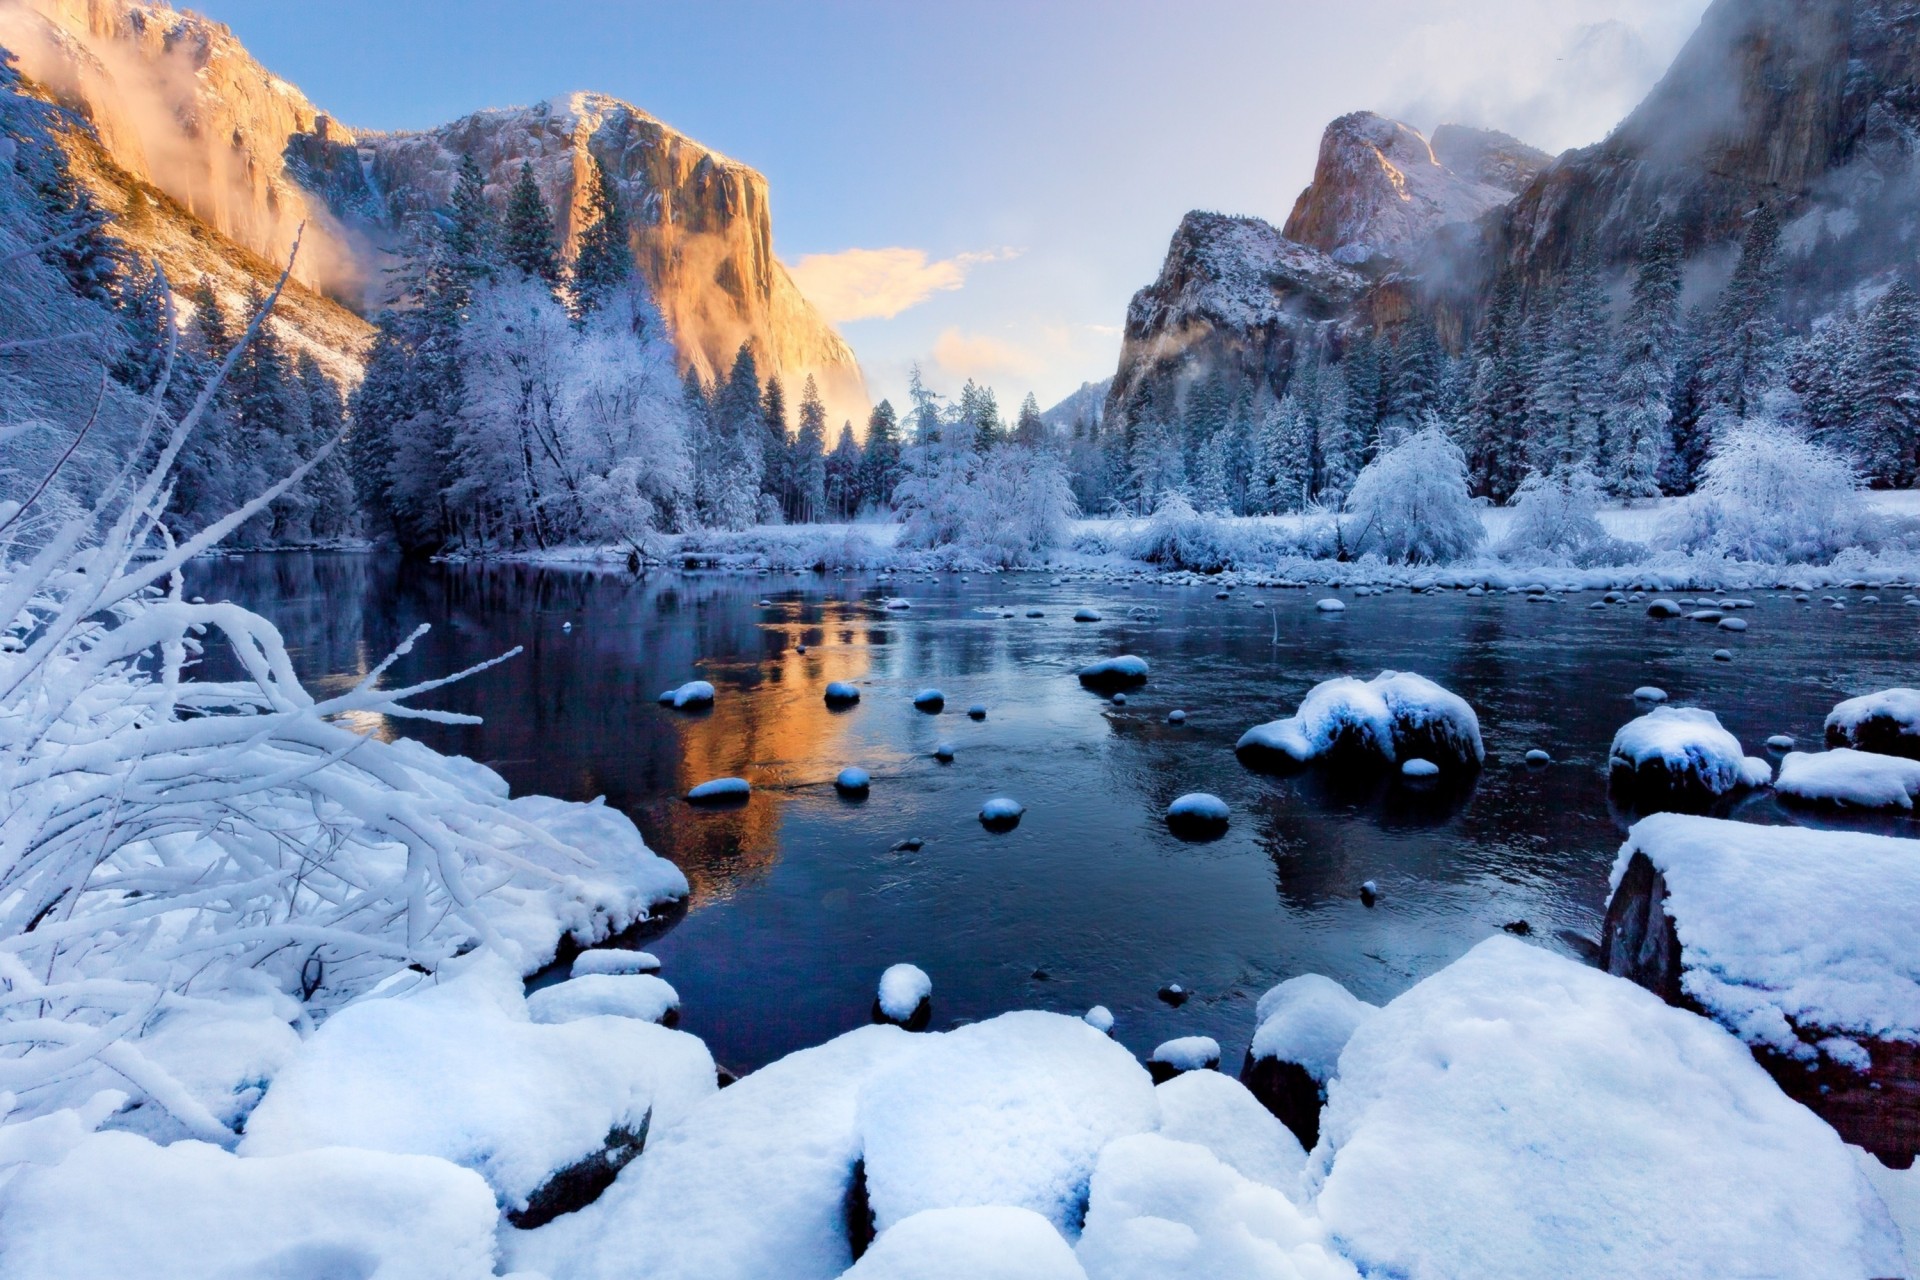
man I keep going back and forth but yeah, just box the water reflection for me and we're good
[190,555,1920,1075]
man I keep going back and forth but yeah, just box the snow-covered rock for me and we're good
[1607,706,1768,808]
[857,1011,1160,1238]
[837,767,873,795]
[845,1206,1088,1280]
[1076,1134,1356,1280]
[1827,688,1920,760]
[875,963,933,1030]
[687,776,752,804]
[1633,686,1668,703]
[1152,1070,1308,1196]
[572,949,661,976]
[0,1129,502,1280]
[1147,1036,1221,1083]
[1243,975,1379,1148]
[1073,608,1102,622]
[1309,936,1904,1279]
[913,688,946,712]
[1236,671,1482,773]
[826,681,862,706]
[1314,598,1345,613]
[240,958,715,1216]
[1164,792,1230,838]
[1084,1006,1115,1035]
[661,680,715,709]
[1077,654,1150,691]
[526,972,680,1025]
[1777,748,1920,810]
[980,797,1025,830]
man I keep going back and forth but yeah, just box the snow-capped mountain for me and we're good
[1,0,868,420]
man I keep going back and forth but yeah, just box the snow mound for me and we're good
[878,964,934,1022]
[1608,706,1761,804]
[1633,686,1668,703]
[1778,749,1920,810]
[1250,975,1380,1085]
[1084,1006,1115,1034]
[844,1206,1088,1280]
[1077,1134,1356,1280]
[687,776,752,803]
[1827,688,1920,760]
[1149,1036,1222,1075]
[662,680,715,709]
[572,949,660,975]
[508,1025,918,1280]
[1153,1070,1308,1195]
[1315,598,1346,613]
[1166,793,1230,821]
[885,598,913,610]
[857,1011,1160,1237]
[241,958,715,1212]
[526,972,680,1025]
[1309,936,1903,1279]
[1610,814,1920,1057]
[1078,655,1150,690]
[826,681,862,705]
[1237,671,1481,772]
[1400,757,1438,778]
[0,1130,501,1280]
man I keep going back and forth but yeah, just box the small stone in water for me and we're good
[1030,969,1050,981]
[1401,758,1440,778]
[1158,983,1188,1007]
[1168,709,1187,724]
[1714,648,1734,661]
[968,704,987,720]
[891,838,925,852]
[1316,598,1346,614]
[1084,1005,1115,1034]
[1111,693,1127,706]
[1766,734,1795,751]
[1360,880,1379,906]
[1633,687,1667,703]
[1525,749,1552,765]
[1503,919,1533,936]
[933,743,956,762]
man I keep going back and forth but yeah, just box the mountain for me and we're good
[0,0,868,423]
[1040,377,1111,432]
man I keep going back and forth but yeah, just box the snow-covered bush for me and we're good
[1127,490,1237,572]
[1498,468,1614,563]
[1658,421,1870,563]
[1341,426,1483,564]
[961,443,1078,568]
[0,271,669,1137]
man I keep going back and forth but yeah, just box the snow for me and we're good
[1308,936,1904,1279]
[1777,748,1920,809]
[1828,688,1920,756]
[1237,671,1481,771]
[1167,709,1187,724]
[826,681,862,704]
[526,972,680,1025]
[1249,976,1378,1084]
[933,742,957,762]
[1073,608,1102,621]
[1149,1036,1222,1072]
[687,776,752,802]
[981,797,1026,823]
[239,957,715,1212]
[1633,686,1668,702]
[885,598,913,610]
[879,964,933,1022]
[1607,706,1760,797]
[1078,654,1150,683]
[1084,1006,1115,1034]
[838,767,873,792]
[1153,1070,1308,1195]
[1610,814,1920,1057]
[1400,757,1438,777]
[845,1206,1089,1280]
[1315,598,1345,613]
[572,949,660,975]
[1166,793,1229,821]
[913,688,946,710]
[663,679,715,708]
[1076,1134,1357,1280]
[857,1011,1160,1237]
[0,1130,503,1280]
[508,1024,918,1280]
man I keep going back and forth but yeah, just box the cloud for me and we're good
[786,246,1017,324]
[928,328,1042,383]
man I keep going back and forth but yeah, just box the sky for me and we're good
[188,0,1711,415]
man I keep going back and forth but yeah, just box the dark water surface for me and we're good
[187,554,1920,1074]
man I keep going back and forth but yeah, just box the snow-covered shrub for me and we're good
[1127,490,1237,572]
[1658,421,1870,563]
[1342,426,1483,564]
[1498,468,1613,563]
[960,444,1078,568]
[0,271,668,1137]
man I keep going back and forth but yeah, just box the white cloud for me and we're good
[786,246,1017,324]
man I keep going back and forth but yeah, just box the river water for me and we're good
[187,553,1920,1075]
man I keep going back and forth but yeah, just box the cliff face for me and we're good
[2,0,869,422]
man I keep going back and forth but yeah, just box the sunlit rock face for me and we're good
[1283,112,1542,272]
[6,0,868,422]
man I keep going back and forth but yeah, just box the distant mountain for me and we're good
[1,0,868,421]
[1040,377,1111,431]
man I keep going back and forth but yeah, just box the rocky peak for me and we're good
[1428,125,1550,195]
[1283,111,1530,271]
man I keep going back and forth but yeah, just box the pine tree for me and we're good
[792,376,829,522]
[443,155,496,290]
[1605,224,1683,499]
[1527,251,1612,478]
[826,422,863,520]
[862,399,902,511]
[957,379,1002,452]
[1386,318,1441,430]
[1341,330,1384,454]
[110,256,170,393]
[712,344,767,529]
[32,148,117,303]
[1694,205,1784,436]
[297,352,357,539]
[121,183,153,233]
[571,154,631,318]
[1462,276,1528,498]
[1014,392,1046,447]
[501,160,559,284]
[1841,281,1920,487]
[1318,362,1361,502]
[760,373,792,521]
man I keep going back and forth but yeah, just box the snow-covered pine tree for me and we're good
[1386,318,1441,432]
[1840,281,1920,487]
[1692,205,1784,440]
[1191,429,1232,514]
[1014,392,1046,447]
[29,138,116,304]
[1316,366,1360,504]
[1605,224,1683,500]
[862,398,902,512]
[957,379,1003,452]
[570,154,630,319]
[894,367,978,544]
[712,344,767,530]
[792,375,829,523]
[1341,330,1384,454]
[825,421,862,520]
[1526,250,1611,478]
[444,154,496,287]
[297,352,357,539]
[109,255,169,394]
[501,160,559,285]
[760,373,792,522]
[1271,390,1314,512]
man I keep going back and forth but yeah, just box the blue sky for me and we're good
[192,0,1707,413]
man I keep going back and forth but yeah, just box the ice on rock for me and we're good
[1308,936,1903,1279]
[837,767,873,795]
[844,1206,1089,1280]
[1826,688,1920,760]
[240,957,716,1214]
[1608,706,1762,806]
[527,973,680,1025]
[0,1130,502,1280]
[1148,1036,1222,1083]
[664,680,716,709]
[826,681,863,706]
[687,776,752,804]
[1076,1134,1357,1280]
[572,949,661,976]
[913,688,947,712]
[857,1011,1160,1237]
[877,963,933,1028]
[508,1025,918,1280]
[1152,1070,1308,1195]
[1078,654,1151,691]
[1777,748,1920,810]
[1236,671,1482,773]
